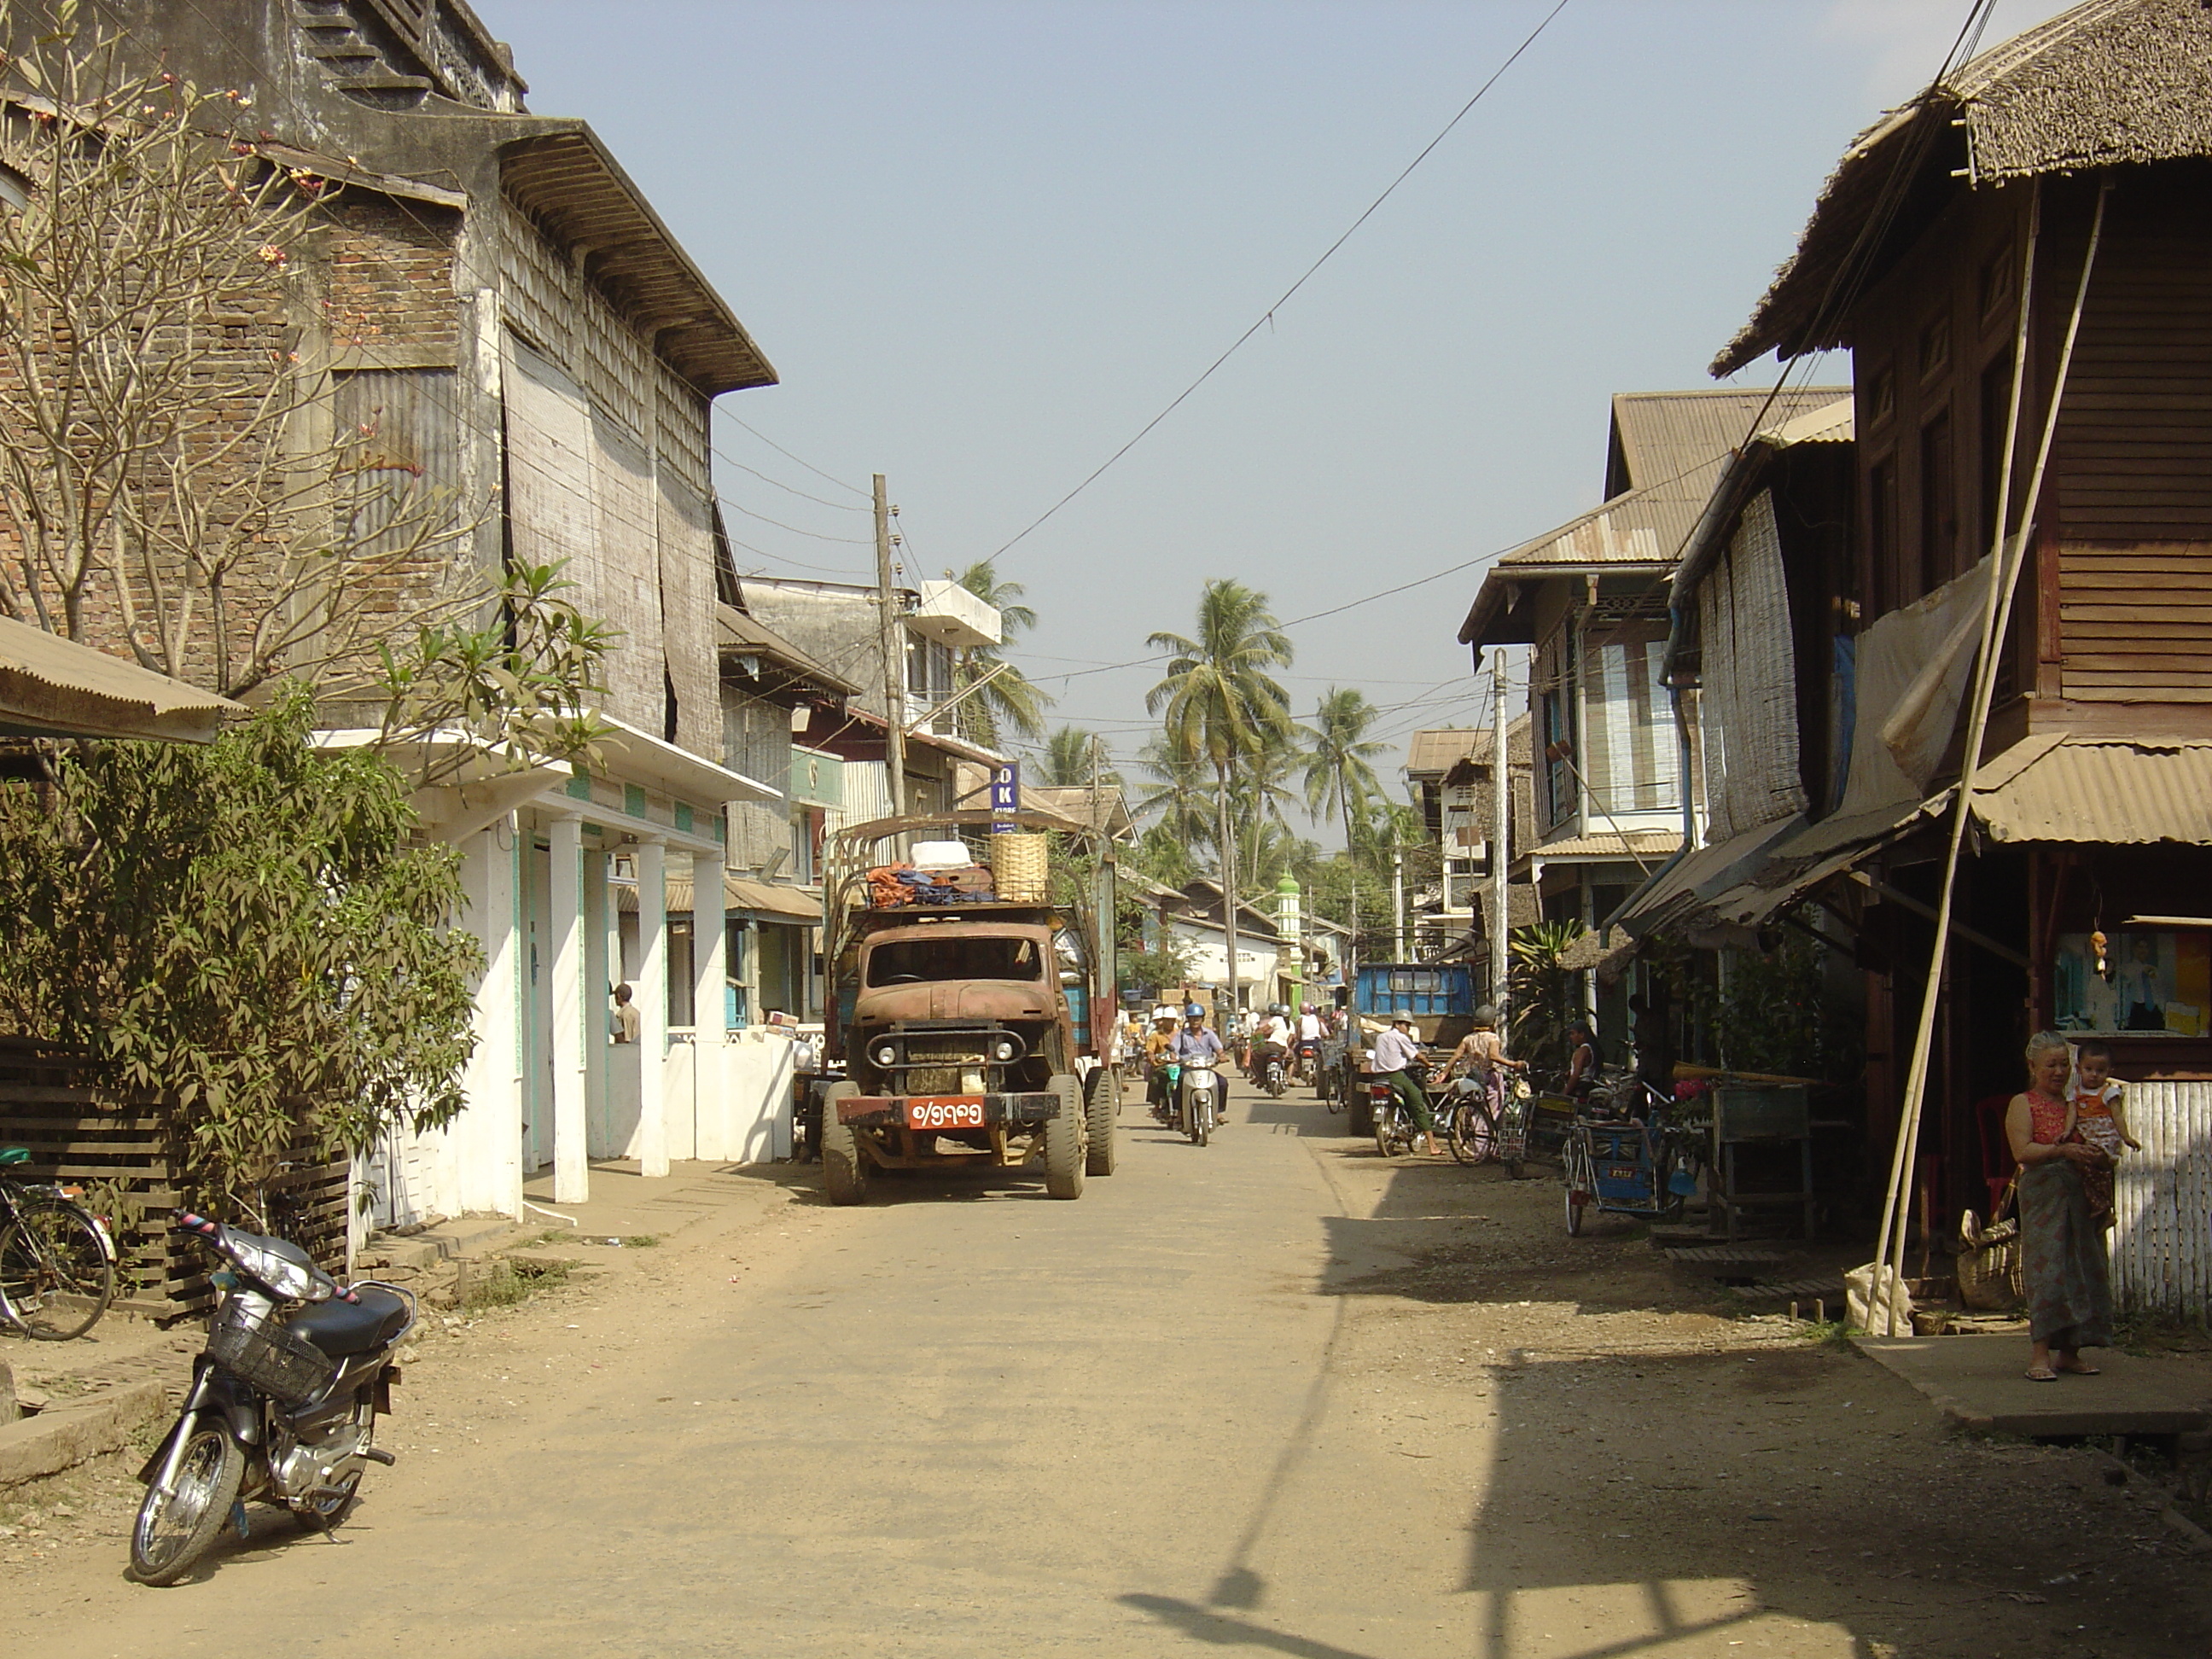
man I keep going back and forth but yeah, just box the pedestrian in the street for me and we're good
[1371,1015,1439,1156]
[612,982,642,1045]
[1564,1020,1598,1100]
[2008,1029,2113,1382]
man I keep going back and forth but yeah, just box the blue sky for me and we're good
[478,0,2071,813]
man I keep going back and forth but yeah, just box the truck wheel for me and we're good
[820,1083,870,1206]
[1084,1068,1119,1176]
[1044,1073,1086,1200]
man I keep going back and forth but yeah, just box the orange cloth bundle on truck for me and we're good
[866,864,917,907]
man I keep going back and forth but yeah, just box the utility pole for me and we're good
[1391,830,1406,961]
[1490,653,1511,1016]
[873,474,905,818]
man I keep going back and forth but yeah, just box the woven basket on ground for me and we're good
[1956,1202,2025,1313]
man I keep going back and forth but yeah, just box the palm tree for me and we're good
[1303,688,1386,969]
[1145,579,1294,1016]
[1302,688,1386,860]
[949,560,1051,748]
[1231,728,1301,893]
[1040,725,1121,789]
[1133,736,1215,854]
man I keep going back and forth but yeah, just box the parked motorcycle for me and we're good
[128,1212,414,1586]
[1179,1063,1220,1146]
[1370,1078,1420,1158]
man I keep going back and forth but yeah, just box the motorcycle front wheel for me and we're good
[129,1419,244,1586]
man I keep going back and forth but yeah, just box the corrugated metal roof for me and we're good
[1974,736,2212,844]
[1405,727,1486,777]
[0,614,239,744]
[1527,830,1684,861]
[1463,387,1848,645]
[1610,388,1851,498]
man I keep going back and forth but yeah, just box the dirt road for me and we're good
[2,1080,2205,1657]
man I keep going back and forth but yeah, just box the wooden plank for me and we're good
[2063,602,2212,622]
[2059,552,2212,571]
[2065,684,2212,702]
[2064,669,2212,688]
[2066,654,2212,672]
[2061,570,2212,591]
[0,1084,104,1104]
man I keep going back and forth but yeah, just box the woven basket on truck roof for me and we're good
[990,833,1049,904]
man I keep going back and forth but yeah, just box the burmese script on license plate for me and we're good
[905,1097,987,1130]
[1605,1166,1639,1183]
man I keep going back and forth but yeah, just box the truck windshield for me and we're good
[864,936,1044,986]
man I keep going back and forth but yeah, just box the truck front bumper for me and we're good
[835,1092,1060,1128]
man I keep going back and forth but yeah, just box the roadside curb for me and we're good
[0,1379,168,1491]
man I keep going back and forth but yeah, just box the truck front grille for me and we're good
[903,1035,987,1095]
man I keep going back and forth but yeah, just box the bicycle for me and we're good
[1431,1066,1499,1166]
[0,1147,119,1341]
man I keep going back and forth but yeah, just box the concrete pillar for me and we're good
[692,844,727,1159]
[549,812,590,1204]
[457,818,524,1219]
[637,836,670,1179]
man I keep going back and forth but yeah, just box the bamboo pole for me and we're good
[1868,179,2109,1336]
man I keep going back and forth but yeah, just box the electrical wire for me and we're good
[981,0,1573,562]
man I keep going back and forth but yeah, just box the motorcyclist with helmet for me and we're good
[1142,1004,1183,1124]
[1247,1002,1292,1087]
[1171,1005,1227,1126]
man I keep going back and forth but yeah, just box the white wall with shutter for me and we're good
[590,413,666,735]
[658,472,721,760]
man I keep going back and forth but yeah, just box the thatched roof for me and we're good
[1714,0,2212,375]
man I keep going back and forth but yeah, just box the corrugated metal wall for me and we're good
[2110,1080,2212,1320]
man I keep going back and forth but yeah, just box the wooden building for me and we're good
[1630,0,2212,1315]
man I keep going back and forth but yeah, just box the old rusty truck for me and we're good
[816,809,1121,1205]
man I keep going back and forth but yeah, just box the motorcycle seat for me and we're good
[289,1286,410,1357]
[0,1146,29,1166]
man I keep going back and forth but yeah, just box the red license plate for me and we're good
[905,1097,987,1130]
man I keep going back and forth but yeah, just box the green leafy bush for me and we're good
[0,687,480,1216]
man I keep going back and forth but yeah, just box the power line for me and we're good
[715,409,873,501]
[981,0,1573,562]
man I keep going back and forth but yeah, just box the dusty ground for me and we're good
[0,1080,2206,1657]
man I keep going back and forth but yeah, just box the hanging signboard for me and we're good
[989,762,1020,833]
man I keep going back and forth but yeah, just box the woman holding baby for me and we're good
[2005,1030,2117,1382]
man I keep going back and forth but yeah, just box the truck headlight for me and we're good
[992,1038,1017,1062]
[871,1041,899,1068]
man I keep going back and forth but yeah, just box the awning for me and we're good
[630,873,823,924]
[1525,830,1684,863]
[1618,795,1941,940]
[0,614,240,743]
[1614,816,1804,935]
[1972,736,2212,845]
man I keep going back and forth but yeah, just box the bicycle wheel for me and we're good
[0,1198,117,1340]
[1446,1101,1484,1165]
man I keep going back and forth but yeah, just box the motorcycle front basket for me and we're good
[207,1302,328,1403]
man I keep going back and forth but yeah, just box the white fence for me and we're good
[2111,1080,2212,1322]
